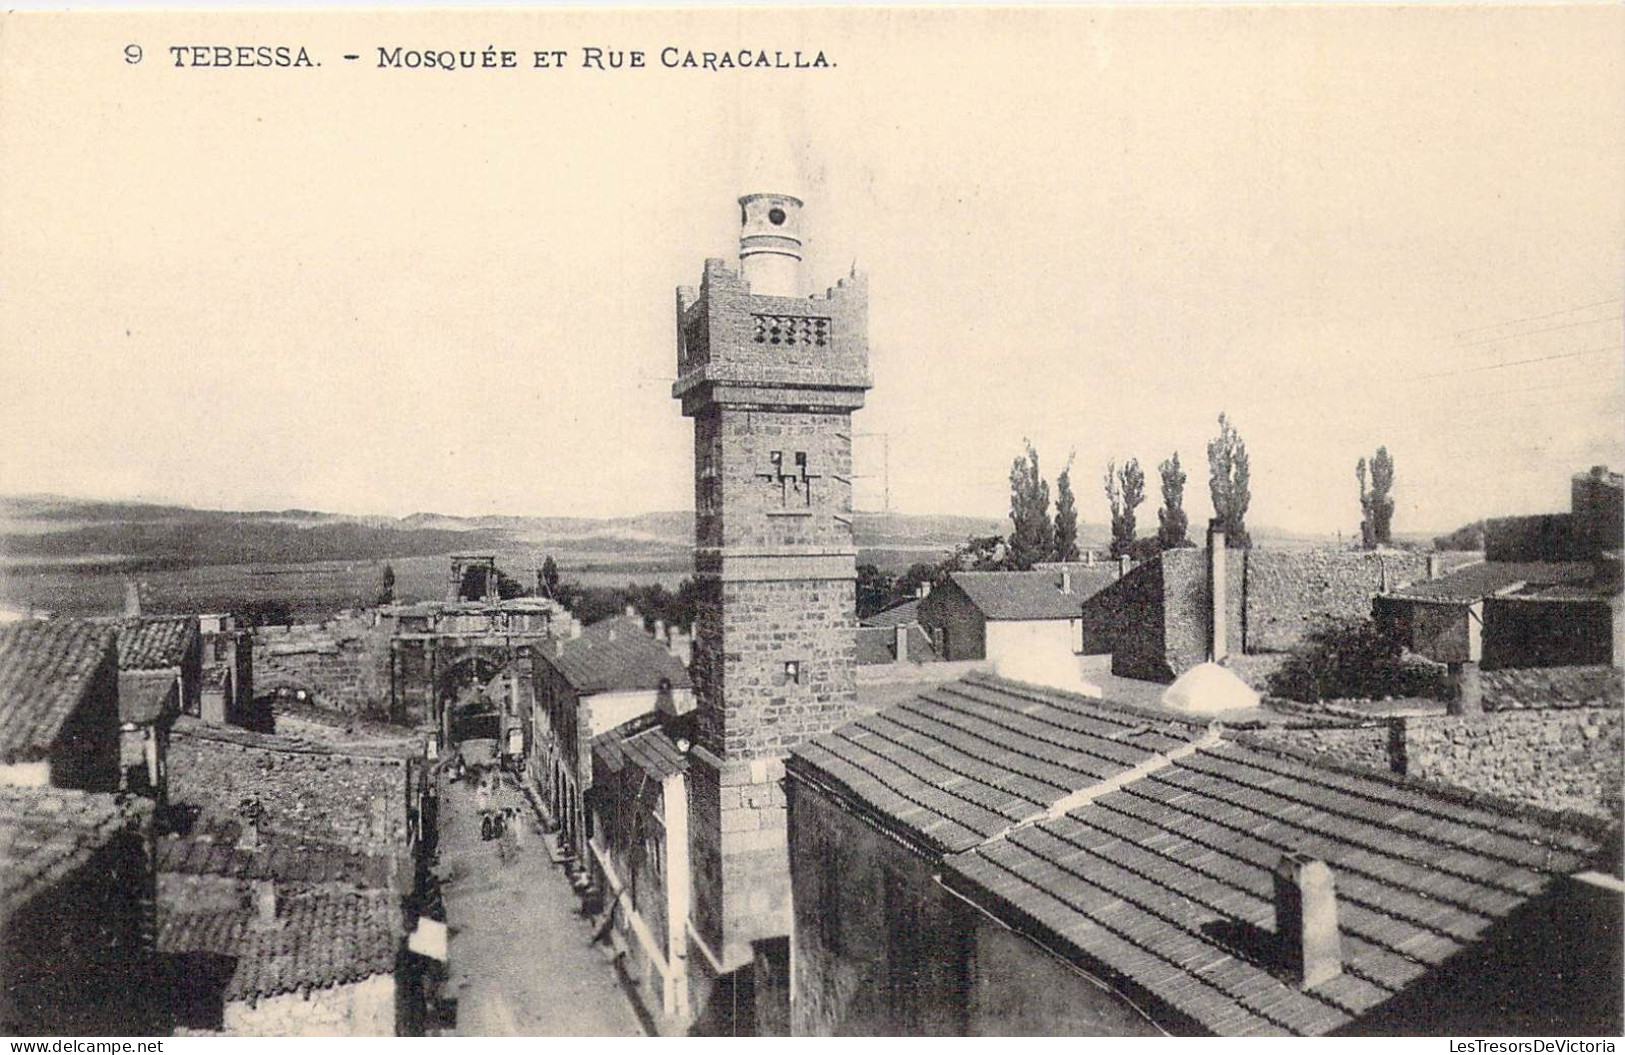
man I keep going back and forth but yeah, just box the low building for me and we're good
[531,614,693,862]
[156,885,400,1036]
[1377,466,1624,711]
[786,671,1622,1036]
[0,785,156,1035]
[589,721,693,1023]
[0,620,121,792]
[916,565,1120,663]
[114,616,203,717]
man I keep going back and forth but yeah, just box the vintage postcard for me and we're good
[0,3,1621,1042]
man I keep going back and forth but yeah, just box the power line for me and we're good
[1414,343,1622,381]
[1447,314,1623,350]
[1444,297,1624,340]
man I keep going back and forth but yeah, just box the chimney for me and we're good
[1208,519,1228,663]
[236,817,259,853]
[252,879,279,929]
[1274,853,1342,988]
[677,635,693,667]
[1426,553,1442,580]
[1085,551,1094,566]
[569,619,582,639]
[917,581,931,600]
[1060,568,1073,595]
[624,603,638,619]
[123,580,142,618]
[554,638,564,657]
[654,618,667,642]
[1117,555,1130,578]
[894,624,909,664]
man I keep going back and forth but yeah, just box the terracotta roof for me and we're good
[861,598,921,627]
[112,616,198,670]
[158,889,397,1003]
[0,785,149,920]
[595,723,689,781]
[119,669,178,725]
[546,615,691,695]
[0,620,116,763]
[855,625,940,665]
[158,813,393,889]
[789,671,1209,855]
[948,568,1117,620]
[942,735,1612,1036]
[793,671,1617,1037]
[1389,561,1608,602]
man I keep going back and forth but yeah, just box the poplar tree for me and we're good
[1007,440,1054,570]
[1053,453,1080,562]
[1158,452,1190,549]
[1358,447,1396,549]
[1206,413,1252,548]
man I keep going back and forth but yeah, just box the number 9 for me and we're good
[124,44,142,64]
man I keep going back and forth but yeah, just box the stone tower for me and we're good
[673,193,870,975]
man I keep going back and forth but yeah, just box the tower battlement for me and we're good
[673,257,870,417]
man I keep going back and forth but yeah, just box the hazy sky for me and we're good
[3,7,1621,535]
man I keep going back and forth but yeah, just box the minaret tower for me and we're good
[673,192,870,978]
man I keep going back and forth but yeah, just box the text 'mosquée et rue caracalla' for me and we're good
[157,45,835,70]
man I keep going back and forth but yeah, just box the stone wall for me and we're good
[223,972,396,1037]
[251,617,391,717]
[1397,708,1622,820]
[709,578,858,760]
[1243,722,1394,773]
[1078,547,1472,683]
[1243,550,1432,653]
[168,722,411,855]
[1483,665,1622,709]
[1251,696,1622,822]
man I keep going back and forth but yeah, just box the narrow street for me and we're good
[434,767,646,1037]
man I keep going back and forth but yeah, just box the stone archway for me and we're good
[439,655,504,746]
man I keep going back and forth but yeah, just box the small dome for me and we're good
[1161,662,1260,714]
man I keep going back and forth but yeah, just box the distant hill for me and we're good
[0,495,1006,573]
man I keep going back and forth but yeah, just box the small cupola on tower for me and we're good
[738,193,804,297]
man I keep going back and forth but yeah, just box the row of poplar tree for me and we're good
[1006,414,1397,569]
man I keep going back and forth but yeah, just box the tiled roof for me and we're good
[595,723,690,781]
[113,616,198,670]
[948,568,1117,620]
[0,785,149,919]
[158,813,393,889]
[1389,561,1607,602]
[119,669,178,725]
[855,625,940,665]
[861,598,921,628]
[789,671,1209,855]
[0,620,116,763]
[547,615,692,695]
[942,734,1611,1036]
[158,889,397,1002]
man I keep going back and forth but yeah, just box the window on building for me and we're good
[783,661,801,685]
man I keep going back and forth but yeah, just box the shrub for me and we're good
[1267,617,1446,704]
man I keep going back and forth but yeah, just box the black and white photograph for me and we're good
[0,3,1621,1040]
